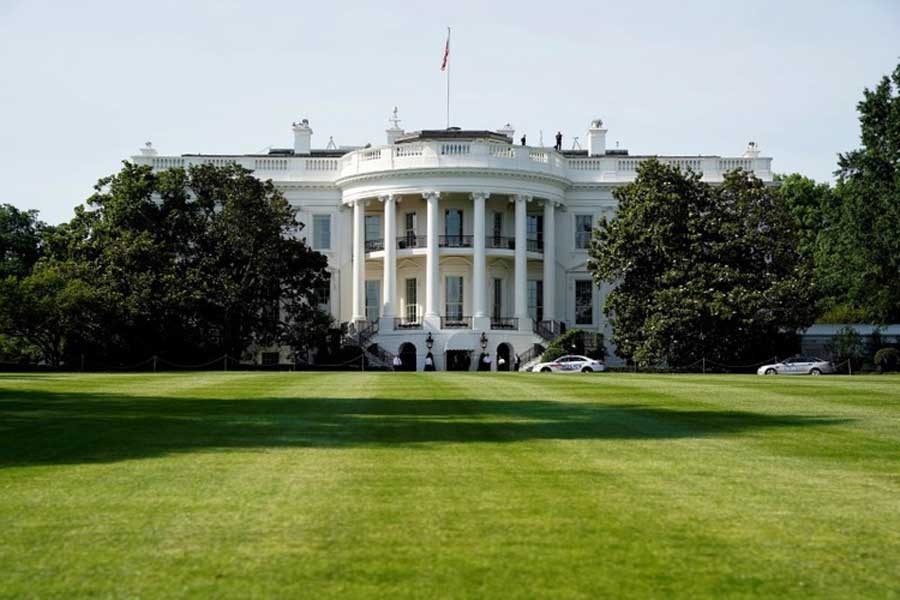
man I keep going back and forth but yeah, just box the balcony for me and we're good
[439,235,473,248]
[490,317,518,330]
[397,235,427,250]
[365,239,384,252]
[486,236,515,250]
[441,315,472,329]
[526,239,543,252]
[394,317,423,330]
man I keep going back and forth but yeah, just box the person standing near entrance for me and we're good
[392,354,402,371]
[481,353,492,371]
[424,352,435,371]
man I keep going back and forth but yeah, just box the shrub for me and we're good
[874,348,899,372]
[826,326,865,371]
[541,329,606,363]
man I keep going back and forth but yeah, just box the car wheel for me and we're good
[765,368,777,375]
[541,367,552,373]
[581,367,593,373]
[810,368,822,376]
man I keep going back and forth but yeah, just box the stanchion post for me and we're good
[153,355,157,373]
[224,355,228,372]
[702,357,706,374]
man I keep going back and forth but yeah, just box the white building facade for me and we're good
[132,117,773,370]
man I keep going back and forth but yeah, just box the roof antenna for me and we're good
[326,136,337,150]
[571,136,582,150]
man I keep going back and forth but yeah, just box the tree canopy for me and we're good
[815,63,900,323]
[0,162,331,366]
[589,160,815,366]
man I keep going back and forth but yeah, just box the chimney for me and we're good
[292,118,313,155]
[497,123,515,142]
[588,118,606,156]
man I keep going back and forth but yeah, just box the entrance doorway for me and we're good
[445,350,472,371]
[398,342,417,371]
[496,343,512,371]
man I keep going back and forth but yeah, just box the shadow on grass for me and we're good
[0,388,851,467]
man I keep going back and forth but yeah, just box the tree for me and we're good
[816,63,900,322]
[588,159,815,366]
[0,204,46,279]
[33,162,331,365]
[0,264,100,367]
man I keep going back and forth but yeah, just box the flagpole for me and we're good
[446,26,451,129]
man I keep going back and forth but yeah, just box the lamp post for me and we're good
[426,332,434,351]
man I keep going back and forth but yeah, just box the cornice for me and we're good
[334,167,571,190]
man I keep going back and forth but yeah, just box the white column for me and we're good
[351,199,365,322]
[514,194,530,329]
[542,199,556,322]
[381,194,397,327]
[472,192,489,328]
[424,191,440,321]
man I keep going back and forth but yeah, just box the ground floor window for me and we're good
[445,275,463,320]
[528,279,543,322]
[493,278,503,319]
[575,280,593,325]
[365,280,380,322]
[405,278,418,323]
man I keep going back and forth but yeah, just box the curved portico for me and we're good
[338,131,567,348]
[344,189,560,337]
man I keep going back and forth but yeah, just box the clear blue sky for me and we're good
[1,0,898,224]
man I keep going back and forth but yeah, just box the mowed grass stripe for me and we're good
[0,372,898,598]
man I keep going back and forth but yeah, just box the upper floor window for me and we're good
[365,215,382,242]
[313,214,331,250]
[575,214,593,249]
[445,209,463,237]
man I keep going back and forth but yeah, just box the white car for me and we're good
[533,355,607,373]
[757,356,835,376]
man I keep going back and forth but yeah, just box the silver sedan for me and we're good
[757,356,835,376]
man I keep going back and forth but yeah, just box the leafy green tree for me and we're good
[0,204,47,279]
[589,159,815,366]
[0,264,99,367]
[816,63,900,322]
[33,162,331,364]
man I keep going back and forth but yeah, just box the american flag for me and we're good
[440,28,450,71]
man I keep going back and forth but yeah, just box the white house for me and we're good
[131,114,773,370]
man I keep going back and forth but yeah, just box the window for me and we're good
[527,214,543,243]
[575,280,593,325]
[445,209,463,237]
[365,280,380,322]
[445,276,463,320]
[313,214,331,250]
[405,278,418,323]
[528,280,544,322]
[492,278,503,319]
[314,284,330,310]
[575,214,593,249]
[365,215,382,242]
[405,212,417,237]
[492,212,503,243]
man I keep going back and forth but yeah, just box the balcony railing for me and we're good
[486,236,515,250]
[439,235,473,248]
[441,315,472,329]
[490,317,518,330]
[526,238,544,252]
[394,317,423,329]
[397,235,427,250]
[365,239,384,252]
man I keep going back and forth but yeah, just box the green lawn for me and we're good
[1,373,898,599]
